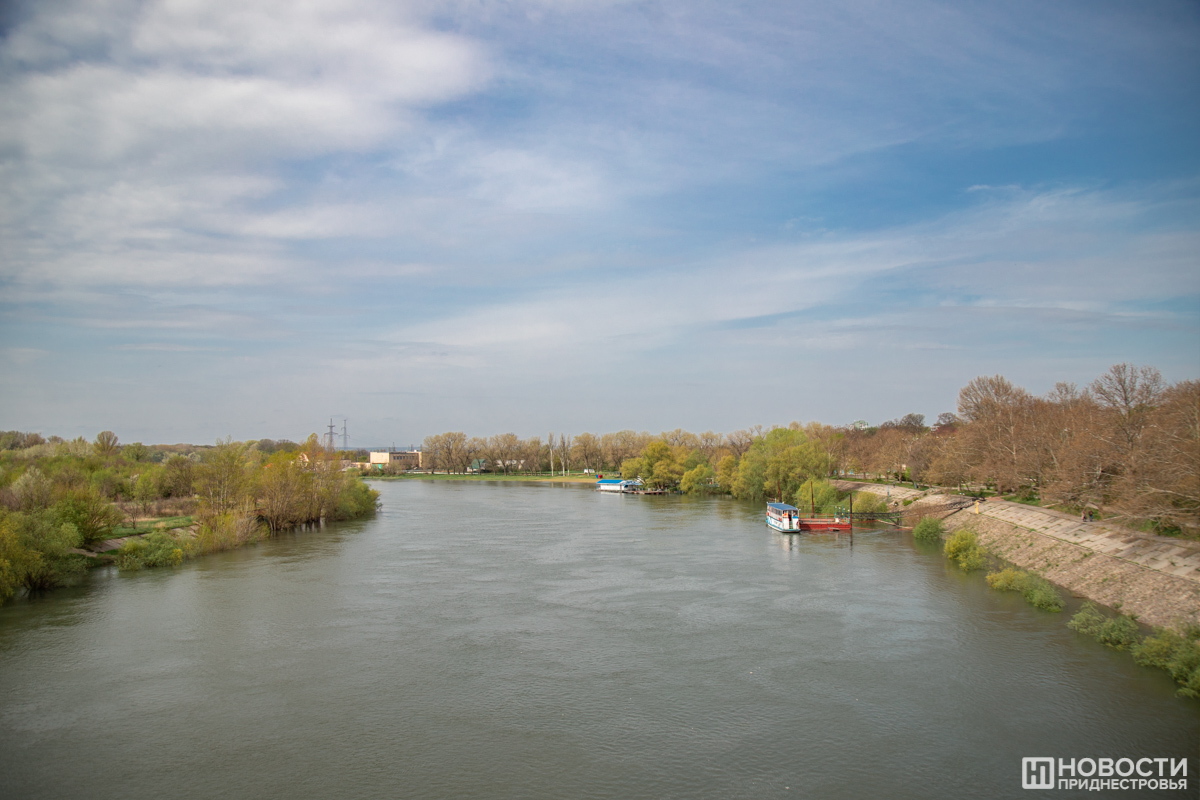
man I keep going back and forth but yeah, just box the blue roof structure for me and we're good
[767,503,798,511]
[596,479,625,485]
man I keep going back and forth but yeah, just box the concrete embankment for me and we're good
[837,481,1200,631]
[941,509,1200,631]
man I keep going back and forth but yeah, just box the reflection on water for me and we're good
[0,480,1195,800]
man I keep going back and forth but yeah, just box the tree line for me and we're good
[0,432,379,601]
[413,363,1196,536]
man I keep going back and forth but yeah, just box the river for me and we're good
[0,480,1195,799]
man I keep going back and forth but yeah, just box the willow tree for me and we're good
[732,427,829,502]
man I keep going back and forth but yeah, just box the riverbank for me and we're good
[940,508,1200,632]
[838,480,1200,631]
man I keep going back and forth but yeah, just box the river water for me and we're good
[0,481,1195,799]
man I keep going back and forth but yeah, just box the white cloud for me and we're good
[2,347,49,365]
[384,185,1200,358]
[0,0,1195,441]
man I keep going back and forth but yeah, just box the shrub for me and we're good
[986,567,1063,611]
[1023,579,1065,612]
[53,488,123,544]
[986,567,1022,591]
[1132,628,1200,698]
[0,509,86,596]
[912,516,944,543]
[334,475,380,518]
[1068,602,1140,649]
[849,491,886,514]
[10,468,53,512]
[945,529,986,571]
[116,531,185,571]
[192,513,264,556]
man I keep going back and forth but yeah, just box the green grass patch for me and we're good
[985,567,1063,611]
[111,515,193,537]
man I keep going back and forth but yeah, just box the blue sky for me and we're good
[1,0,1197,446]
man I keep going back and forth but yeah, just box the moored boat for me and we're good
[596,478,646,493]
[767,502,802,531]
[766,502,852,532]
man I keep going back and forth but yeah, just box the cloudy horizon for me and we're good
[1,0,1197,446]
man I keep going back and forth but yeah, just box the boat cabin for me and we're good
[766,502,801,531]
[596,478,645,493]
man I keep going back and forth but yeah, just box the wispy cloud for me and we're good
[0,0,1196,442]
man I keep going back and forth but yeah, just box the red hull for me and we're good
[796,518,852,531]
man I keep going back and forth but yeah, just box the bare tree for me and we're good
[421,434,446,472]
[446,432,469,473]
[558,433,572,475]
[602,430,647,471]
[1090,363,1165,456]
[661,428,699,449]
[465,437,485,473]
[520,436,543,473]
[572,433,601,472]
[489,433,520,474]
[957,375,1035,492]
[1115,380,1199,534]
[724,429,754,459]
[698,431,722,461]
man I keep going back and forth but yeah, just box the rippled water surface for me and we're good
[1,481,1195,799]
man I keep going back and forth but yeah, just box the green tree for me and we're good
[195,439,249,516]
[53,488,122,545]
[716,454,739,493]
[0,510,86,594]
[258,457,311,532]
[620,456,648,480]
[134,469,162,515]
[162,455,194,497]
[792,478,839,514]
[642,442,682,489]
[680,464,717,494]
[124,442,149,462]
[733,428,829,501]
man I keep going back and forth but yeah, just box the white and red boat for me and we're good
[766,485,853,532]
